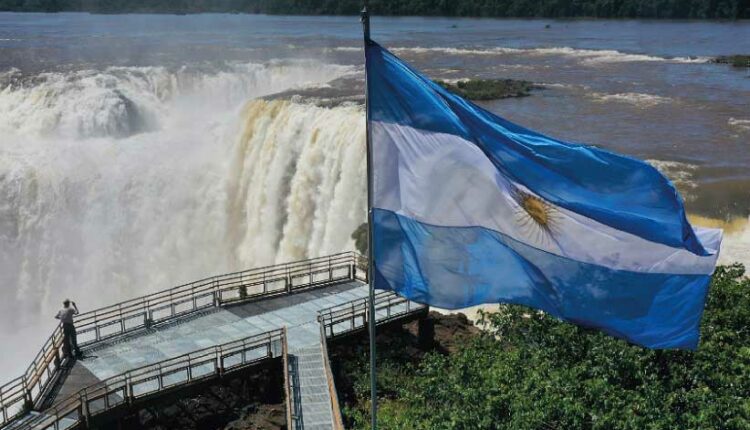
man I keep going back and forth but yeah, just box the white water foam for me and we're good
[728,117,750,133]
[539,82,583,90]
[388,46,708,65]
[592,92,673,108]
[527,47,706,65]
[0,61,356,139]
[646,159,699,190]
[717,216,750,267]
[327,46,362,52]
[392,46,520,56]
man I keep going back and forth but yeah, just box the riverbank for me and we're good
[1,0,747,19]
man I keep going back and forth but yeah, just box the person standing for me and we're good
[55,299,82,359]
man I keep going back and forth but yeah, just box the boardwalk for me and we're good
[0,253,427,430]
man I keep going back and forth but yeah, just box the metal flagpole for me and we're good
[360,1,377,429]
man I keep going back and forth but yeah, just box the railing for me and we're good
[285,354,302,430]
[281,327,294,430]
[0,252,368,429]
[73,252,365,347]
[318,322,345,430]
[315,290,428,427]
[0,327,66,428]
[318,290,427,339]
[9,329,285,430]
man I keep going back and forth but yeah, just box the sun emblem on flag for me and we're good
[512,188,559,245]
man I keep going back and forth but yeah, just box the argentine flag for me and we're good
[366,41,722,350]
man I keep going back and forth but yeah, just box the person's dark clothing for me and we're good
[62,322,81,358]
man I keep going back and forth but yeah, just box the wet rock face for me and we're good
[435,79,541,100]
[224,404,286,430]
[395,311,482,356]
[329,311,480,363]
[124,363,287,430]
[428,312,482,354]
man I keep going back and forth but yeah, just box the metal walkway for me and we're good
[0,253,427,430]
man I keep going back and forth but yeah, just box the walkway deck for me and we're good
[73,282,368,384]
[70,282,367,430]
[0,253,427,430]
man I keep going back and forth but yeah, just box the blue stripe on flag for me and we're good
[373,208,710,350]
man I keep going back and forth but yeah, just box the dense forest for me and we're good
[1,0,748,19]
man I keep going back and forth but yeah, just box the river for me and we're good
[0,13,748,380]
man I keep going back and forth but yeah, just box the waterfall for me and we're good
[0,62,366,379]
[227,99,366,267]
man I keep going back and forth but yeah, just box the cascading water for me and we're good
[0,61,366,379]
[227,100,367,267]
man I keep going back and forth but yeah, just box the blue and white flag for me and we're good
[366,41,722,350]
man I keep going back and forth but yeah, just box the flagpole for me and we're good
[360,1,377,429]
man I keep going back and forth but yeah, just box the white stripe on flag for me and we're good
[372,121,721,275]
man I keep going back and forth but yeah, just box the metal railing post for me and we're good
[214,278,222,306]
[53,346,61,369]
[81,393,90,428]
[352,302,356,330]
[127,377,134,405]
[281,327,293,430]
[22,376,33,413]
[187,357,193,381]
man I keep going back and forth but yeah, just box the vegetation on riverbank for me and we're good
[712,55,750,68]
[334,264,750,429]
[351,223,368,255]
[436,79,538,100]
[1,0,748,19]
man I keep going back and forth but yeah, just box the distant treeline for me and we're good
[1,0,748,19]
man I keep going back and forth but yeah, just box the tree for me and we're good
[1,0,748,18]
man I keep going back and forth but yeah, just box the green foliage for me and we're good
[351,222,368,256]
[436,79,536,100]
[1,0,748,18]
[712,55,750,68]
[344,264,750,429]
